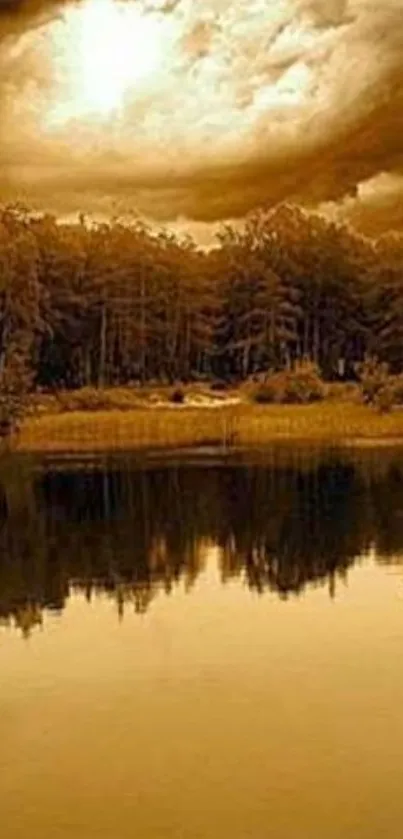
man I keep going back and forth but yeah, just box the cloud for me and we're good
[0,0,403,236]
[0,0,76,38]
[320,174,403,238]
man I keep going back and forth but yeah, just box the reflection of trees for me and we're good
[1,451,403,633]
[39,467,217,601]
[218,462,373,597]
[367,463,403,562]
[0,465,218,631]
[0,455,67,635]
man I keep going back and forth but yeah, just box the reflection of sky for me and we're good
[1,555,403,839]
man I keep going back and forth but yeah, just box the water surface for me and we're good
[1,448,403,839]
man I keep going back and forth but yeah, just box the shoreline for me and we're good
[8,399,403,455]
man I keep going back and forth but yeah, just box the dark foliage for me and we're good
[0,202,402,429]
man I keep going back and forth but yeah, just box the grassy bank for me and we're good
[10,397,403,453]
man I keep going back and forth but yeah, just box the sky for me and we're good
[0,0,402,244]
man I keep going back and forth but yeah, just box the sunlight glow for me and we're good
[49,0,169,123]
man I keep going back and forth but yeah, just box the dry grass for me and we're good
[11,400,403,453]
[28,384,242,415]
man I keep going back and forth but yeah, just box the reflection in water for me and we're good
[1,449,403,634]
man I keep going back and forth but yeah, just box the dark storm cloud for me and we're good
[0,0,74,35]
[0,0,176,31]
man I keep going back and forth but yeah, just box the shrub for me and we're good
[356,356,389,405]
[55,387,142,412]
[324,382,359,402]
[251,362,325,405]
[390,375,403,405]
[210,380,229,391]
[170,387,185,405]
[375,386,394,414]
[252,381,279,404]
[283,362,324,403]
[57,387,113,412]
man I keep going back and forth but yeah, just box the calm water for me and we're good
[1,447,403,839]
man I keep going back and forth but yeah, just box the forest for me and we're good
[0,201,402,405]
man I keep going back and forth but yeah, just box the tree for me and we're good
[0,211,41,431]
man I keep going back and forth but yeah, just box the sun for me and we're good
[48,0,169,123]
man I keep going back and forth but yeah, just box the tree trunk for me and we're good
[313,312,320,367]
[98,303,107,387]
[303,315,310,359]
[242,342,251,378]
[85,346,92,386]
[139,270,146,384]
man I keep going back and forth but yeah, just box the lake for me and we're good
[1,447,403,839]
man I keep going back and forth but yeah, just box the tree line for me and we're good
[0,202,402,397]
